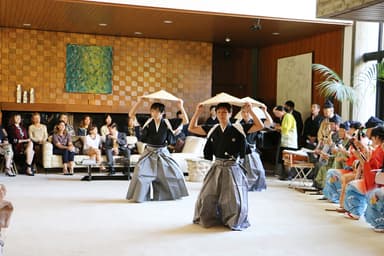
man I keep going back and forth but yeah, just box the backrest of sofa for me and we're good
[181,136,207,157]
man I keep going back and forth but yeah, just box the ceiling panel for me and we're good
[0,0,349,47]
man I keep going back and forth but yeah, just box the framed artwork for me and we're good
[276,52,312,119]
[65,44,113,94]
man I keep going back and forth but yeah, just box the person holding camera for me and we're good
[343,123,384,220]
[322,121,362,204]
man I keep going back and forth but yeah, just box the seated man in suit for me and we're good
[104,123,130,176]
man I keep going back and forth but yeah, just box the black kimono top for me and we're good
[239,119,260,154]
[140,118,174,147]
[202,123,252,160]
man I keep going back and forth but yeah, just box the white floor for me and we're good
[1,173,384,256]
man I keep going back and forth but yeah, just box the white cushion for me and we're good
[181,136,206,156]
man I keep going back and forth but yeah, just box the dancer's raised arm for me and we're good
[128,97,143,121]
[188,103,207,136]
[177,99,189,125]
[243,102,264,133]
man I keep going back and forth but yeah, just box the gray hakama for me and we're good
[243,145,267,191]
[126,146,188,202]
[193,159,250,231]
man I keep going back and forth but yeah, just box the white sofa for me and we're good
[42,135,209,175]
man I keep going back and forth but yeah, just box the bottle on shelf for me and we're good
[23,90,28,104]
[16,84,22,103]
[30,88,35,104]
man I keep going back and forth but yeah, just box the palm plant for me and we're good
[312,63,357,103]
[312,62,384,103]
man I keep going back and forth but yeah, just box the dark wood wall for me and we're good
[212,29,345,113]
[212,46,253,98]
[257,29,344,110]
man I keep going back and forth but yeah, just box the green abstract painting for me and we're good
[66,44,113,94]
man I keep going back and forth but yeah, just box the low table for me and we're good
[78,159,130,181]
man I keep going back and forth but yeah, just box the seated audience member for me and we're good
[317,100,342,143]
[0,125,15,177]
[169,110,188,153]
[204,105,218,126]
[127,115,140,137]
[83,126,105,171]
[53,120,76,175]
[365,186,384,233]
[323,121,366,208]
[28,112,48,169]
[272,105,298,180]
[321,122,353,201]
[77,115,92,136]
[104,123,130,176]
[302,104,323,149]
[100,114,113,137]
[7,113,35,176]
[312,116,342,189]
[343,124,384,220]
[284,100,303,147]
[0,184,14,255]
[58,113,75,136]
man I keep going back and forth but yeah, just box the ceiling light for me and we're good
[98,23,108,27]
[22,23,31,27]
[225,37,231,43]
[163,20,173,24]
[272,32,280,35]
[134,31,143,35]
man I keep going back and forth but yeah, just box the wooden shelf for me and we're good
[0,102,129,114]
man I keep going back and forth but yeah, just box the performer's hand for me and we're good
[195,103,204,114]
[243,102,252,113]
[177,99,184,109]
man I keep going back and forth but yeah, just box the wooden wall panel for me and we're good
[0,28,212,117]
[212,46,253,98]
[257,29,344,114]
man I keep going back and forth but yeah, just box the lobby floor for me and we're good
[2,173,384,256]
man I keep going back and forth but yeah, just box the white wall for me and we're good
[352,21,379,123]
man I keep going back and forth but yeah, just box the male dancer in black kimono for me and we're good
[238,104,272,191]
[189,101,263,230]
[126,97,189,202]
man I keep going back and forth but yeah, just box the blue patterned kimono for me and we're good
[365,187,384,230]
[323,169,344,203]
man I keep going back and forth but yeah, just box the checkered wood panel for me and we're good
[0,28,212,116]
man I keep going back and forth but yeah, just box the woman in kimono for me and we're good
[343,125,384,220]
[126,97,189,202]
[365,186,384,232]
[237,104,270,191]
[189,102,263,231]
[322,121,361,204]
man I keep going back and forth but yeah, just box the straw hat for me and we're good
[200,92,244,106]
[140,90,179,101]
[241,96,263,107]
[234,107,266,120]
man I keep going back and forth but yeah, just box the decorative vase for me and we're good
[16,84,22,103]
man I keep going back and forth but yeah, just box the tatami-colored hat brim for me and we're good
[200,92,244,107]
[234,107,266,120]
[141,89,179,101]
[241,96,263,107]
